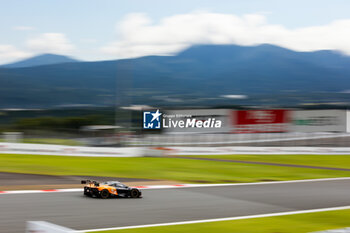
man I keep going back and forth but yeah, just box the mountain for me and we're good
[1,44,350,108]
[1,54,79,68]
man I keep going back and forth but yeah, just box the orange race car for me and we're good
[81,180,142,199]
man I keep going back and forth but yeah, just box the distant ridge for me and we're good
[1,54,79,68]
[1,44,350,108]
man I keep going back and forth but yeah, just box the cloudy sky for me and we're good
[1,0,350,64]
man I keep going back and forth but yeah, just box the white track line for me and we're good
[1,177,350,195]
[78,205,350,232]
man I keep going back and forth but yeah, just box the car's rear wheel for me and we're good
[130,189,140,198]
[100,189,110,199]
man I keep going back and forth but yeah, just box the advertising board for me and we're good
[289,110,347,133]
[231,109,290,133]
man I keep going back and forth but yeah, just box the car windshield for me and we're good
[101,181,128,188]
[110,183,127,188]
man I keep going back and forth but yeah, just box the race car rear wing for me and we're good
[81,180,99,186]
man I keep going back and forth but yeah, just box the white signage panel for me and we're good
[289,110,347,133]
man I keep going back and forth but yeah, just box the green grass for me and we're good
[193,154,350,169]
[95,208,350,233]
[0,154,349,183]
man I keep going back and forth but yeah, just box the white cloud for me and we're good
[13,26,35,31]
[0,32,75,64]
[0,45,32,64]
[101,12,350,58]
[26,33,74,54]
[81,38,97,43]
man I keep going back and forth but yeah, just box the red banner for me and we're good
[232,109,289,133]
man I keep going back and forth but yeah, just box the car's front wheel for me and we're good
[129,189,141,198]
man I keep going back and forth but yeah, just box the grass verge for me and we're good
[192,154,350,169]
[95,208,350,233]
[0,154,349,183]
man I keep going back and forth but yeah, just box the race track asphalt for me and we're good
[1,179,350,233]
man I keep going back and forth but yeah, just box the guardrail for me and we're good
[2,142,350,157]
[129,132,350,147]
[0,142,142,157]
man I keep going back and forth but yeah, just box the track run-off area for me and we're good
[1,178,350,233]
